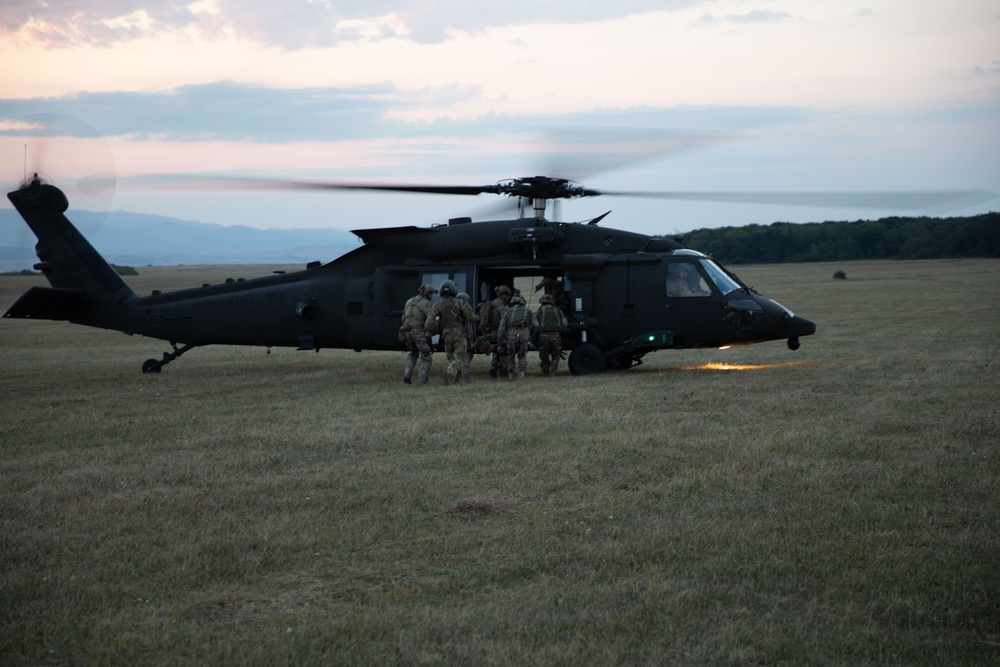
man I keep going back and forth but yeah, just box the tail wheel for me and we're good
[568,343,607,375]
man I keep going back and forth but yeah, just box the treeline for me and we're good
[2,265,138,276]
[682,212,1000,264]
[110,264,139,276]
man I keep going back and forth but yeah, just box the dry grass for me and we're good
[1,259,998,665]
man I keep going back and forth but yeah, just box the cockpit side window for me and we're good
[666,261,710,297]
[698,259,741,295]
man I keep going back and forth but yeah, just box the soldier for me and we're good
[400,283,436,384]
[477,284,511,378]
[425,280,477,384]
[456,292,476,383]
[534,275,570,314]
[535,293,568,376]
[669,263,706,297]
[496,293,537,380]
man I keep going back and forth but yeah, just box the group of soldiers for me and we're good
[399,278,568,384]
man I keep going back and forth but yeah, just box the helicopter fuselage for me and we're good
[4,180,816,373]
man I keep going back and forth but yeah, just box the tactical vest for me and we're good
[507,304,528,328]
[539,305,562,332]
[403,296,427,328]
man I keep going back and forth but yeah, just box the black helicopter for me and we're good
[5,173,817,374]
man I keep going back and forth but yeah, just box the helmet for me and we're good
[539,294,554,305]
[439,279,458,297]
[495,285,511,297]
[456,292,470,302]
[419,283,437,296]
[509,294,526,306]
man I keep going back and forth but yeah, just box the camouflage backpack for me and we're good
[507,304,528,328]
[438,298,461,329]
[539,304,562,332]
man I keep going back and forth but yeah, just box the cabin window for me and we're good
[422,271,467,301]
[666,262,710,297]
[385,272,420,314]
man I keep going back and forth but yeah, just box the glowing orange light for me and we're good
[679,361,821,372]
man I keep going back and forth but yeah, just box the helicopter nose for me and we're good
[783,315,816,339]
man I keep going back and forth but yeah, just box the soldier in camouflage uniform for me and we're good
[535,293,568,376]
[534,275,570,314]
[496,293,537,380]
[456,292,476,383]
[400,283,436,384]
[477,285,511,378]
[425,280,478,384]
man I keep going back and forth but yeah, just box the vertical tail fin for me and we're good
[4,177,136,322]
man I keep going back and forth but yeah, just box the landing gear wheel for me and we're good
[568,343,607,375]
[140,343,198,373]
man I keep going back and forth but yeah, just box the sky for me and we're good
[0,0,998,237]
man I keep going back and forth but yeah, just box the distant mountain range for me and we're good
[0,208,360,272]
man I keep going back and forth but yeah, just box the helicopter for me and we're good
[5,172,818,374]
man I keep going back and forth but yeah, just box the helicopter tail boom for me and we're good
[4,178,137,328]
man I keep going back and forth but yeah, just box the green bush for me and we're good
[110,264,139,276]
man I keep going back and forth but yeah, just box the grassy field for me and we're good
[1,259,998,665]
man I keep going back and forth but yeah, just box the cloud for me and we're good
[0,1,198,47]
[967,60,1000,76]
[0,82,402,141]
[696,9,794,26]
[384,0,698,44]
[1,0,701,49]
[0,83,815,144]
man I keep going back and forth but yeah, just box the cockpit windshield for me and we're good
[699,259,742,295]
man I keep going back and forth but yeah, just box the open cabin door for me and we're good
[374,266,473,349]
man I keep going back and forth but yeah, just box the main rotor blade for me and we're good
[594,189,998,210]
[120,174,996,213]
[122,174,495,196]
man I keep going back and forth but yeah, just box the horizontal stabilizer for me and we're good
[352,226,435,244]
[4,286,88,320]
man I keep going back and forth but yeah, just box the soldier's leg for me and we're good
[505,336,517,379]
[551,343,562,373]
[404,351,416,383]
[461,339,472,382]
[449,341,468,384]
[415,334,433,384]
[404,335,419,383]
[516,338,528,379]
[443,344,455,383]
[538,336,551,375]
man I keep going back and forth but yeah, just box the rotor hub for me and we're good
[493,176,600,200]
